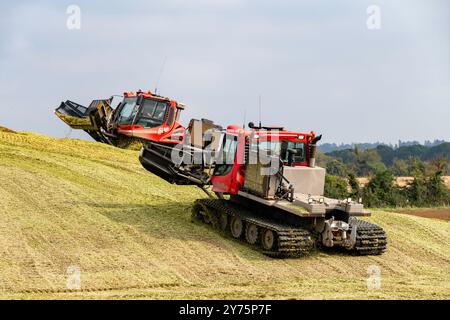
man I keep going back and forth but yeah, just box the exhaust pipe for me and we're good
[309,134,322,168]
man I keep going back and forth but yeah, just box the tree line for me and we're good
[319,143,450,207]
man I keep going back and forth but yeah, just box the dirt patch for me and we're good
[395,208,450,221]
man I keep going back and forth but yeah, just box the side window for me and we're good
[281,141,306,163]
[222,136,238,164]
[166,107,175,126]
[129,105,139,123]
[214,135,238,176]
[153,103,167,121]
[139,100,158,119]
[117,103,138,125]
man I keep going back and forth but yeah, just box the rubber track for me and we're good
[349,218,387,255]
[194,199,314,258]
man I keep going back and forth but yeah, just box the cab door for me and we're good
[115,97,139,137]
[211,133,245,195]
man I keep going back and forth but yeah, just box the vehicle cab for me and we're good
[211,125,317,195]
[112,90,185,144]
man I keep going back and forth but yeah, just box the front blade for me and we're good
[55,100,97,130]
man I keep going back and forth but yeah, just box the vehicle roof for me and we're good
[123,90,183,108]
[226,125,315,140]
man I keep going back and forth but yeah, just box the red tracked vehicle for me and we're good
[139,120,387,258]
[55,90,186,148]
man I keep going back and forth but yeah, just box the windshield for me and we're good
[250,140,306,163]
[117,97,138,125]
[135,98,168,128]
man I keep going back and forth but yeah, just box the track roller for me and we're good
[245,223,259,245]
[261,229,276,251]
[192,198,314,257]
[230,216,244,238]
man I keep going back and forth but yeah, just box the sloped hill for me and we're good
[0,130,449,299]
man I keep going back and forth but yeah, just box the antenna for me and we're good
[154,56,167,95]
[258,94,262,128]
[242,109,247,129]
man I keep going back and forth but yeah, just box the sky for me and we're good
[0,0,449,144]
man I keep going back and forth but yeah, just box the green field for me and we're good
[0,129,449,299]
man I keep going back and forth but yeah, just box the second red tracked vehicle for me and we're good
[139,119,387,258]
[55,90,186,148]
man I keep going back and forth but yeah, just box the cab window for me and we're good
[135,99,168,128]
[214,135,238,176]
[280,141,306,163]
[166,107,175,127]
[117,98,138,125]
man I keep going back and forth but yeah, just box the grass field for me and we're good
[0,129,449,299]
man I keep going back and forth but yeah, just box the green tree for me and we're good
[409,157,425,176]
[405,157,449,207]
[348,172,361,199]
[391,158,409,176]
[326,159,348,177]
[316,151,333,168]
[324,175,348,200]
[355,149,386,176]
[363,170,407,207]
[408,174,428,206]
[426,157,450,206]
